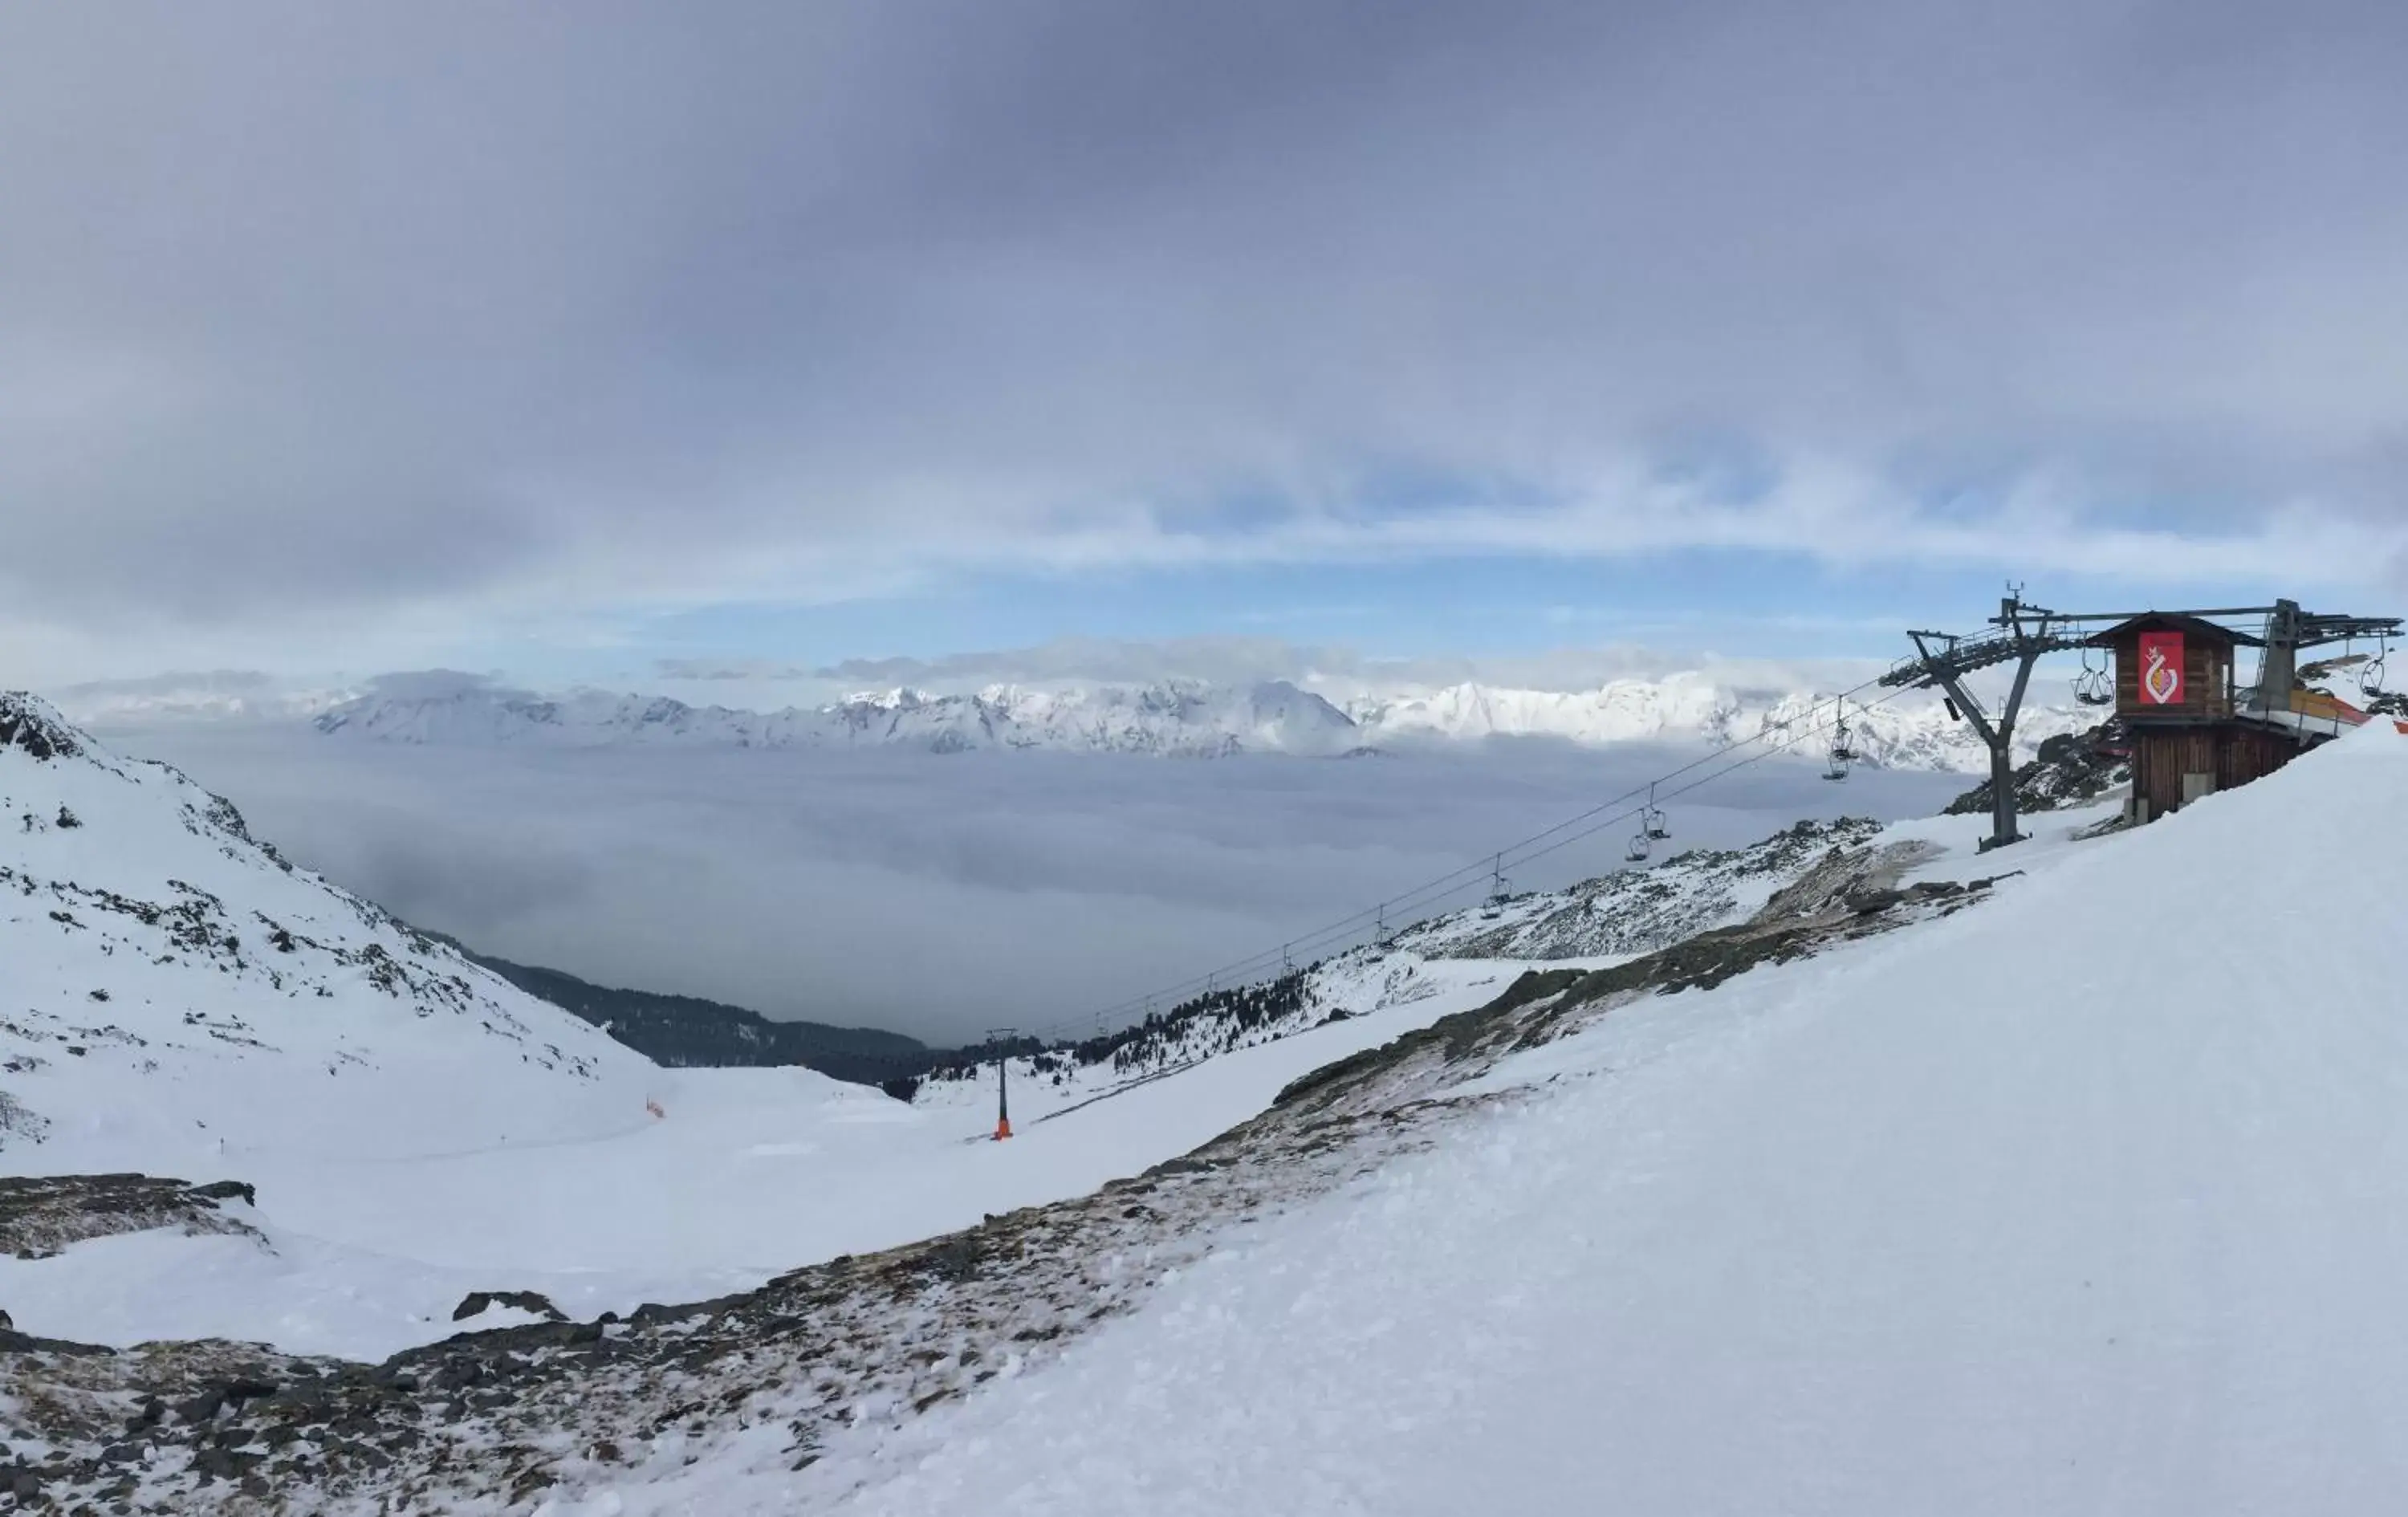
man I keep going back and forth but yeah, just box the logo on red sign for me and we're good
[2138,632,2185,706]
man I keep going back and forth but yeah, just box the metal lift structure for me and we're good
[1881,592,2402,854]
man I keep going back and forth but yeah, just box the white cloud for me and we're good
[5,1,2406,677]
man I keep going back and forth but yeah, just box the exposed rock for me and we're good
[0,694,82,763]
[0,1324,115,1357]
[1945,722,2129,818]
[451,1291,567,1324]
[0,1174,264,1259]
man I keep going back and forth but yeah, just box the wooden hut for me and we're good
[2087,612,2358,822]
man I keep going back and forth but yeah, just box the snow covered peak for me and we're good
[315,677,1367,758]
[1342,677,2089,771]
[305,673,2081,772]
[0,693,660,1169]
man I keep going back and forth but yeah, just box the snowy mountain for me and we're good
[1344,674,2087,771]
[13,692,2402,1514]
[0,693,661,1171]
[311,678,1367,758]
[308,672,2086,772]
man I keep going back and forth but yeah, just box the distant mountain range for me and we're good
[306,674,2090,773]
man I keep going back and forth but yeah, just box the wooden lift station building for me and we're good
[2085,613,2322,822]
[1884,596,2401,850]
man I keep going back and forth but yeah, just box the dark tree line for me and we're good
[1068,970,1315,1075]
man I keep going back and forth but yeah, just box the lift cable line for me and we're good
[1003,677,1918,1049]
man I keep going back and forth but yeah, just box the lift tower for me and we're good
[1883,593,2075,853]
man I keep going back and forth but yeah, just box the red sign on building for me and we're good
[2138,631,2185,706]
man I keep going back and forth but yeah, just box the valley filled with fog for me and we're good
[99,722,1966,1044]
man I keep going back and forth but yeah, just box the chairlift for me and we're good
[1642,783,1671,841]
[2073,649,2113,707]
[1625,830,1651,864]
[1483,854,1511,906]
[2363,639,2390,699]
[1824,700,1853,782]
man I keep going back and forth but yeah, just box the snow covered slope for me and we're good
[0,693,659,1172]
[307,673,2085,772]
[791,722,2408,1517]
[912,814,1935,1112]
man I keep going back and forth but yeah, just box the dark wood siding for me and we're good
[2133,723,2303,817]
[2219,726,2296,791]
[2133,728,2215,816]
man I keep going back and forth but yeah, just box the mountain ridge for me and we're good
[307,673,2088,773]
[0,691,662,1167]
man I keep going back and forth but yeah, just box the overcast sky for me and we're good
[5,0,2406,689]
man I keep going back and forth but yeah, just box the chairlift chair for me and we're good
[1642,783,1671,841]
[1824,700,1855,779]
[2363,639,2390,698]
[1483,854,1511,906]
[2073,649,2113,707]
[1625,830,1651,864]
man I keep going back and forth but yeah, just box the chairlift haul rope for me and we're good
[1007,677,1919,1046]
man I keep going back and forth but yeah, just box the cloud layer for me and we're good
[114,722,1963,1044]
[6,1,2406,675]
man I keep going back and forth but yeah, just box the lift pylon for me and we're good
[985,1027,1017,1141]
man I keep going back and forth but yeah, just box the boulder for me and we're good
[450,1291,567,1324]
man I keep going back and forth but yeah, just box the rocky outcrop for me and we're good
[0,693,83,763]
[451,1291,566,1324]
[0,1174,264,1260]
[1945,722,2129,818]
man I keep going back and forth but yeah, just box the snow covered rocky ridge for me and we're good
[307,673,2089,772]
[0,693,652,1169]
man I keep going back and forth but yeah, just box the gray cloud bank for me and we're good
[7,0,2407,677]
[108,722,1961,1044]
